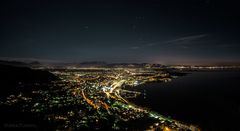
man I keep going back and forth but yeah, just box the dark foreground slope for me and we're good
[0,64,58,98]
[0,64,58,130]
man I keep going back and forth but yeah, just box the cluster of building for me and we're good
[1,67,200,130]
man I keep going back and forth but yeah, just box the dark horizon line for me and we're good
[0,57,240,66]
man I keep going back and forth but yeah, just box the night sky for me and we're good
[1,0,240,65]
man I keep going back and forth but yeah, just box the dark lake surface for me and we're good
[128,72,240,131]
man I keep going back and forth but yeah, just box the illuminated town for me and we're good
[1,0,240,130]
[0,64,201,130]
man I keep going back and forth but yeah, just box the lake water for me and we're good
[128,72,240,131]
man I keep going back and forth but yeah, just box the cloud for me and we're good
[130,46,140,50]
[129,34,207,50]
[164,34,207,45]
